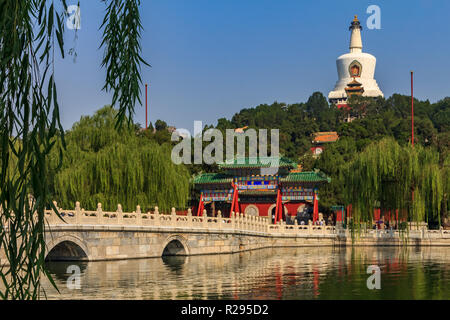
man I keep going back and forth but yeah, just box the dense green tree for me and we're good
[430,98,450,133]
[342,138,444,226]
[155,119,168,131]
[209,92,449,221]
[49,107,190,213]
[305,92,329,114]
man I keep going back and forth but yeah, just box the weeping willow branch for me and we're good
[1,0,149,300]
[0,0,69,300]
[49,106,190,213]
[342,137,444,228]
[100,0,150,128]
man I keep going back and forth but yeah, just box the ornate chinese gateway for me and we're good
[193,157,331,223]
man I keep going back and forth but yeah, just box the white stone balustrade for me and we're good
[11,201,449,240]
[41,202,339,236]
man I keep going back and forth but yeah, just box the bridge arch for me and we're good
[45,235,90,261]
[161,235,190,257]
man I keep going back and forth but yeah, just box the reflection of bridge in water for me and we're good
[42,246,450,300]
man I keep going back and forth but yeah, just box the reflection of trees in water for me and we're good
[41,247,450,300]
[318,246,450,300]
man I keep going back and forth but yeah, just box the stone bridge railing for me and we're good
[44,202,337,236]
[44,202,450,240]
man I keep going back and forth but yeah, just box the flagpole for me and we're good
[411,71,414,147]
[145,83,148,130]
[411,71,415,223]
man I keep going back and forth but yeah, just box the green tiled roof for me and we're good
[281,171,331,183]
[193,173,233,184]
[193,169,331,185]
[219,156,297,169]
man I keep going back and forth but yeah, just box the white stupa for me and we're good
[328,16,384,106]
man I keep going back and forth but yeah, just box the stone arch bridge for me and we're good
[42,202,340,262]
[3,202,450,264]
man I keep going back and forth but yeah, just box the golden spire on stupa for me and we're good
[353,15,359,22]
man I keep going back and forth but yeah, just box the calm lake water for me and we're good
[42,246,450,300]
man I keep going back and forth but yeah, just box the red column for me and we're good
[337,209,342,222]
[313,191,319,223]
[234,186,239,214]
[230,183,239,215]
[275,188,282,223]
[197,193,204,216]
[230,184,236,214]
[374,208,381,221]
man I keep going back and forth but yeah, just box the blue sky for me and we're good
[56,0,450,131]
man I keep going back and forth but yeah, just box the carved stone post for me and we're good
[171,208,177,227]
[203,209,208,228]
[117,204,123,224]
[187,208,192,227]
[154,206,160,226]
[217,210,222,230]
[136,205,142,225]
[97,203,103,224]
[231,212,235,230]
[75,201,81,225]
